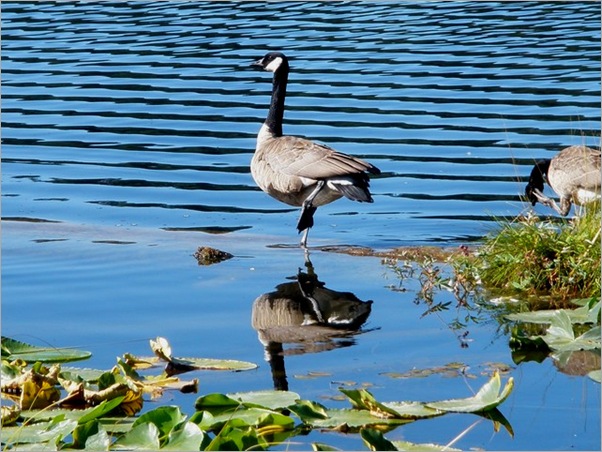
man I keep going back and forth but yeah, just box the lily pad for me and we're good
[1,337,91,363]
[1,418,78,445]
[288,399,330,421]
[194,393,242,414]
[381,401,443,419]
[113,421,161,450]
[339,388,402,419]
[226,390,300,410]
[196,407,295,432]
[360,428,398,451]
[426,372,513,413]
[361,427,464,451]
[163,421,205,451]
[340,389,443,420]
[391,440,462,451]
[309,408,411,431]
[505,298,600,325]
[537,312,601,352]
[134,337,257,375]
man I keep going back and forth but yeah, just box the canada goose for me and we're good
[525,145,601,216]
[251,52,380,247]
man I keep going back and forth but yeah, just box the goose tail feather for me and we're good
[334,184,374,202]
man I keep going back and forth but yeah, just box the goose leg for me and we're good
[297,181,325,248]
[556,198,572,216]
[533,189,571,216]
[300,228,311,248]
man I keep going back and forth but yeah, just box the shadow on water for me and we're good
[251,253,373,391]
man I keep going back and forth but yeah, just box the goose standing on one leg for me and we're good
[250,51,380,248]
[525,145,601,216]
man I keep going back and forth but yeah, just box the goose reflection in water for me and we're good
[251,257,373,390]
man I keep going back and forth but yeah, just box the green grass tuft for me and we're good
[474,202,601,301]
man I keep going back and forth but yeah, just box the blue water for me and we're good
[2,1,600,450]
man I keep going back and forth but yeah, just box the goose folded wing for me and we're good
[575,151,601,190]
[268,137,378,179]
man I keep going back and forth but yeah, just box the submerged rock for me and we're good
[193,246,233,265]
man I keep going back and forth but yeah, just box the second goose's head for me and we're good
[525,159,551,205]
[252,51,289,73]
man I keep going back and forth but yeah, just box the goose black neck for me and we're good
[529,159,551,188]
[266,64,289,138]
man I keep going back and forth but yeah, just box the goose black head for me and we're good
[252,52,289,73]
[525,159,551,205]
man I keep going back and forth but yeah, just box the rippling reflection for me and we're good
[251,256,373,390]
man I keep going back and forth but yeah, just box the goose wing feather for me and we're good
[576,150,601,190]
[262,136,378,179]
[551,146,601,190]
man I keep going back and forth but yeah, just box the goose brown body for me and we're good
[525,145,601,216]
[251,52,380,246]
[252,132,376,207]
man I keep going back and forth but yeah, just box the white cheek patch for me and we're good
[265,57,283,72]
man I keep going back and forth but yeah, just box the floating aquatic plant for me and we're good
[1,336,514,450]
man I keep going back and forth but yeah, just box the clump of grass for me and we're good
[473,202,600,300]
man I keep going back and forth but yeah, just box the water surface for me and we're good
[2,2,600,450]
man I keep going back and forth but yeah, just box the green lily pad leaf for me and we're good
[194,393,241,414]
[113,421,161,450]
[59,366,107,382]
[505,298,600,325]
[84,427,111,450]
[171,357,258,372]
[426,372,514,413]
[132,406,187,438]
[544,310,574,342]
[205,423,266,451]
[360,428,398,451]
[391,440,462,451]
[227,390,300,410]
[538,311,600,352]
[553,327,600,352]
[145,337,257,375]
[1,337,91,363]
[1,418,78,446]
[71,419,100,449]
[78,396,125,424]
[311,442,341,451]
[309,409,411,430]
[196,407,294,432]
[288,399,330,421]
[162,421,205,451]
[188,410,214,428]
[381,401,443,419]
[339,388,401,419]
[19,408,134,431]
[132,355,258,374]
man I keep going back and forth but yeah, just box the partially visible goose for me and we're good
[251,51,380,247]
[525,145,601,216]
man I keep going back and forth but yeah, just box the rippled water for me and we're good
[3,1,600,246]
[2,2,600,450]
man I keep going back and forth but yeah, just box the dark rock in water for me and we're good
[193,246,233,265]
